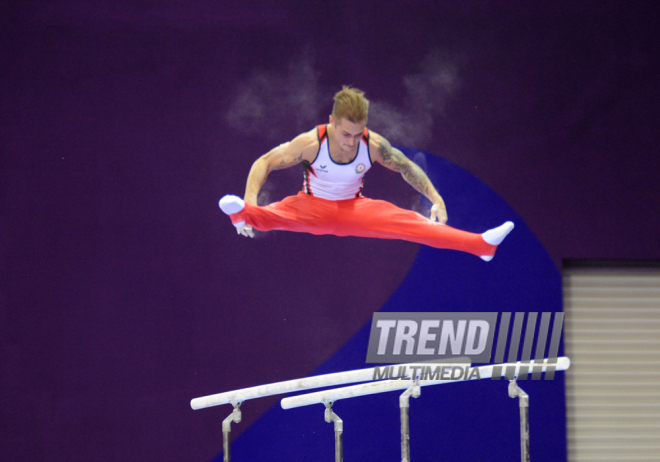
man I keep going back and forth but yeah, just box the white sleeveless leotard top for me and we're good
[302,125,372,200]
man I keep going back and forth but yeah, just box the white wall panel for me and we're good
[563,268,660,461]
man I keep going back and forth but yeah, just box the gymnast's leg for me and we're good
[219,192,338,236]
[333,197,513,260]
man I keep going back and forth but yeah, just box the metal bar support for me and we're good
[400,381,421,462]
[222,401,242,462]
[324,401,343,462]
[508,380,530,462]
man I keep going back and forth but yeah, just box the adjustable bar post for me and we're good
[400,381,421,462]
[324,401,343,462]
[508,380,530,462]
[222,401,242,462]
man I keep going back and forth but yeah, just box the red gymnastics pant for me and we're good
[228,192,496,258]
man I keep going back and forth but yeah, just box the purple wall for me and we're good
[1,1,659,461]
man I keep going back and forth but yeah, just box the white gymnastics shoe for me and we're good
[219,195,245,215]
[480,221,515,261]
[219,195,246,228]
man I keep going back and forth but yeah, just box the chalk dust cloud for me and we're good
[226,49,460,149]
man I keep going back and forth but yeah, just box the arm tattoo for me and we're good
[402,165,431,196]
[377,138,407,170]
[272,153,303,170]
[379,137,430,196]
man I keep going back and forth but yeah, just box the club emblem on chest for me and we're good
[356,163,366,174]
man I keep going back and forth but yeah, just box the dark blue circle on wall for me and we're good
[215,148,566,462]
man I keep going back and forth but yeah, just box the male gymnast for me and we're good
[219,86,513,261]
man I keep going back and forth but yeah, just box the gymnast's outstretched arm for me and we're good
[370,132,448,224]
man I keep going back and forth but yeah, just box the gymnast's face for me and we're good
[330,116,366,152]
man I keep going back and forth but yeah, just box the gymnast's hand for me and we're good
[237,224,254,238]
[430,202,448,225]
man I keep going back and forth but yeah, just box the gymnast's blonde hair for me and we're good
[332,86,369,124]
